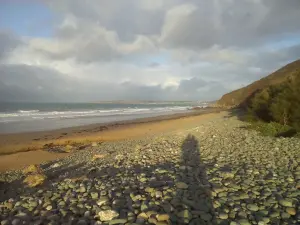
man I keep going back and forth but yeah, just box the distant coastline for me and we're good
[91,100,215,105]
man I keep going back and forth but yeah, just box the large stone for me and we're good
[269,211,280,218]
[92,142,98,147]
[77,220,87,225]
[238,219,251,225]
[279,199,293,207]
[156,222,169,225]
[145,187,154,193]
[156,214,170,221]
[247,204,259,211]
[23,174,46,187]
[1,220,9,225]
[98,210,119,221]
[92,154,106,161]
[199,212,212,221]
[109,219,128,225]
[50,163,60,169]
[91,192,99,199]
[97,197,109,206]
[148,217,157,224]
[281,212,291,219]
[22,165,42,174]
[137,212,148,220]
[78,186,86,193]
[286,207,296,215]
[64,145,73,153]
[220,171,235,179]
[177,209,192,219]
[11,219,21,225]
[176,182,188,189]
[219,213,228,220]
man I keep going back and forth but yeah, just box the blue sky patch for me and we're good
[0,0,55,38]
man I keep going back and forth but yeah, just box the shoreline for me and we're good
[0,108,224,172]
[1,106,299,224]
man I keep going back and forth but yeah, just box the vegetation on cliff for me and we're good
[246,73,300,137]
[218,59,300,137]
[218,59,300,107]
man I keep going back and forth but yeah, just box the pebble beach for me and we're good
[0,111,299,225]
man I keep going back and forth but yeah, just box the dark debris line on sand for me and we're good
[0,115,300,225]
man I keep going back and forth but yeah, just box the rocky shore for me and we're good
[0,113,299,225]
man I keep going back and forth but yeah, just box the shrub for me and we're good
[247,121,297,138]
[246,74,300,136]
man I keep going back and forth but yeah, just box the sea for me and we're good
[0,102,208,134]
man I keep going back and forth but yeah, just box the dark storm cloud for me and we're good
[0,64,74,102]
[0,63,225,102]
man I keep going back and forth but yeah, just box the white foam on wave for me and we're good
[0,105,194,123]
[18,110,40,113]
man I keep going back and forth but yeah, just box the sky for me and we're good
[0,0,300,102]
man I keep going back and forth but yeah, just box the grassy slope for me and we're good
[218,59,300,106]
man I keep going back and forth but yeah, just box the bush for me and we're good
[247,121,297,137]
[246,74,300,136]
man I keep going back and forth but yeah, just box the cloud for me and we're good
[0,0,300,102]
[0,31,23,60]
[0,63,226,102]
[160,0,300,50]
[28,15,157,63]
[0,64,74,102]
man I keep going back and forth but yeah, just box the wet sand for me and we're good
[0,108,224,171]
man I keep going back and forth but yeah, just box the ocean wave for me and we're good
[0,105,194,123]
[18,110,40,113]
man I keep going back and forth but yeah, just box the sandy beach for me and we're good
[0,108,222,172]
[0,108,299,224]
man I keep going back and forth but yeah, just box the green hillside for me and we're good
[247,72,300,133]
[218,59,300,107]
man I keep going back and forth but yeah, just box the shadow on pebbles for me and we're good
[0,117,300,225]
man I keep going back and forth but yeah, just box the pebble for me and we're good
[137,212,148,220]
[281,212,291,219]
[177,209,192,219]
[279,199,294,207]
[77,220,87,225]
[219,213,228,220]
[156,214,169,221]
[90,192,98,199]
[79,186,86,193]
[1,114,300,225]
[109,219,127,225]
[11,219,20,225]
[175,182,188,189]
[286,207,296,215]
[97,197,109,206]
[238,219,251,225]
[247,204,259,211]
[98,210,119,221]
